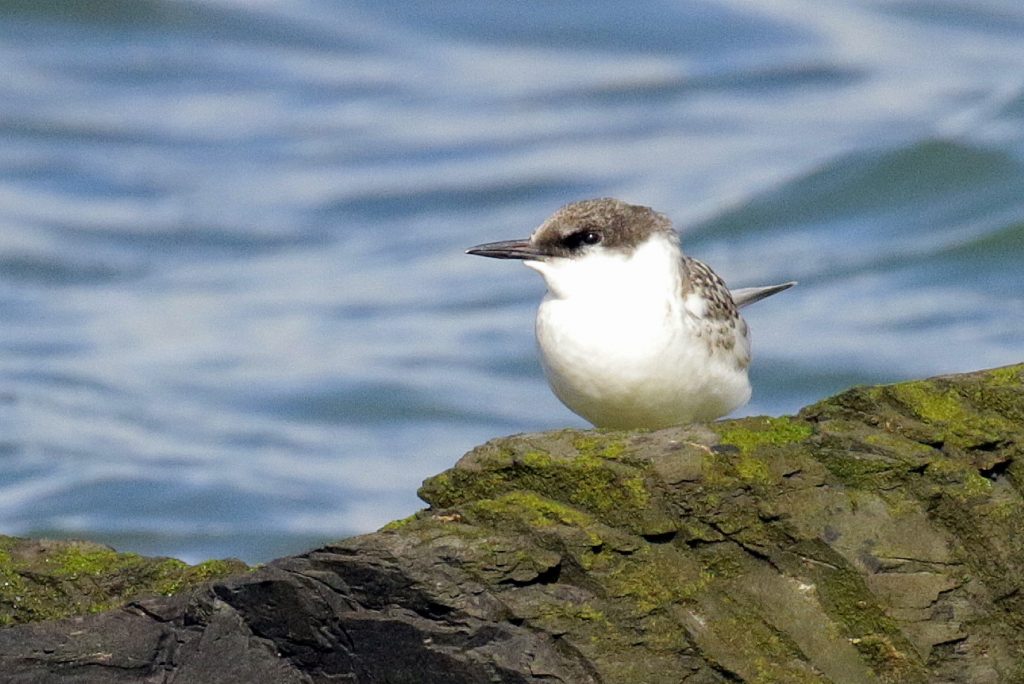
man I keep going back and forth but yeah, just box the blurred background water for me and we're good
[1,0,1022,563]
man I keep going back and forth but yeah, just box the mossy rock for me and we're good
[0,536,246,626]
[407,363,1024,682]
[1,364,1023,683]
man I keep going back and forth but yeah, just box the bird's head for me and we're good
[467,198,680,299]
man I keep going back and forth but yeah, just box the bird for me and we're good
[466,198,795,429]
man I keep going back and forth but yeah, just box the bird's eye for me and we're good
[563,230,602,249]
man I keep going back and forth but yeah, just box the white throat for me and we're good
[524,232,683,305]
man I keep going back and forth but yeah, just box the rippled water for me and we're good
[1,0,1022,562]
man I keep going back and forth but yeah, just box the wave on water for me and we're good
[1,0,1022,561]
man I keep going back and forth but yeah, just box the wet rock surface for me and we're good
[1,364,1023,683]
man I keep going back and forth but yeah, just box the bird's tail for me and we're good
[730,281,797,309]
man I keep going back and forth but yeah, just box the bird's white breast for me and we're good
[525,235,751,428]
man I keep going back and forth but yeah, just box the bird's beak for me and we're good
[466,239,545,260]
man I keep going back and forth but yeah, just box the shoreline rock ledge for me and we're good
[2,364,1024,683]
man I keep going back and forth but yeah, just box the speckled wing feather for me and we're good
[681,257,750,368]
[682,257,740,322]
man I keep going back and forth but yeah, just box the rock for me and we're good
[1,364,1023,683]
[0,537,246,626]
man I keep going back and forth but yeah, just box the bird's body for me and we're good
[467,198,794,429]
[531,231,751,429]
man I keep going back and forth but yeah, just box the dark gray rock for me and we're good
[0,550,597,683]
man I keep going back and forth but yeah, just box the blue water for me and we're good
[1,0,1022,563]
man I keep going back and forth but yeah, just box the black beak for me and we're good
[465,239,545,260]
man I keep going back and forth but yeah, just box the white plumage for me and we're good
[468,198,794,429]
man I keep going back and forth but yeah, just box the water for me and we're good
[1,0,1022,563]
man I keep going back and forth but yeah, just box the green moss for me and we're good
[816,566,898,637]
[706,612,821,684]
[890,382,968,423]
[849,635,923,684]
[922,458,997,502]
[419,468,503,509]
[522,450,553,467]
[153,559,245,596]
[810,563,925,681]
[604,546,711,615]
[955,372,1024,428]
[621,476,649,503]
[0,536,246,626]
[573,435,628,460]
[380,513,419,532]
[884,378,1019,449]
[983,497,1020,522]
[699,439,791,490]
[819,452,898,488]
[533,599,609,634]
[714,416,813,455]
[982,364,1023,387]
[736,453,772,484]
[441,530,563,587]
[466,491,595,530]
[694,546,745,582]
[51,546,156,578]
[419,442,656,531]
[961,471,994,497]
[0,548,33,626]
[562,464,647,516]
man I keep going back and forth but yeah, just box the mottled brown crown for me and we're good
[531,198,676,257]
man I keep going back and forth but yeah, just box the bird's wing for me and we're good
[729,281,797,309]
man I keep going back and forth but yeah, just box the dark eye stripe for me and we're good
[562,230,602,250]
